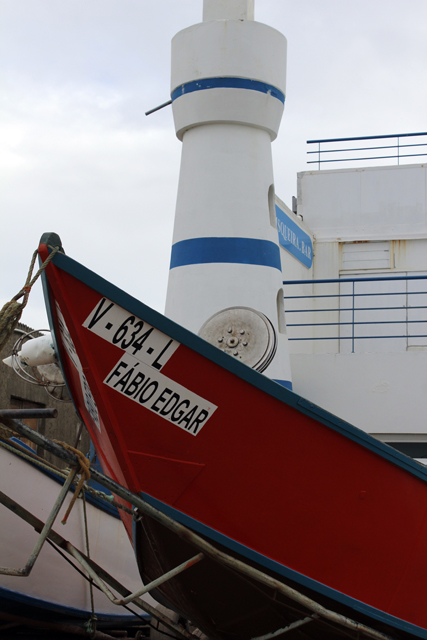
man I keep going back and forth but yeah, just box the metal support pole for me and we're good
[145,99,172,116]
[68,545,203,606]
[114,553,204,606]
[0,417,395,640]
[251,615,317,640]
[0,467,77,576]
[352,280,355,353]
[0,490,198,640]
[1,416,80,466]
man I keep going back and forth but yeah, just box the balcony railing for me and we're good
[283,274,427,353]
[307,132,427,170]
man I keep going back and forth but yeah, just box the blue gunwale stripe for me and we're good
[137,492,427,639]
[171,77,285,104]
[170,237,282,271]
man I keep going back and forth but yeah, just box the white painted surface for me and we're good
[170,17,286,141]
[167,263,281,334]
[280,162,427,436]
[290,351,427,435]
[171,20,286,101]
[172,88,284,141]
[166,11,291,385]
[169,125,276,243]
[341,241,391,271]
[0,444,156,615]
[203,0,254,22]
[298,164,427,242]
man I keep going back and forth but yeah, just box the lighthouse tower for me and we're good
[165,0,292,389]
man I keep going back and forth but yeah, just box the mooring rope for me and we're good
[0,435,133,514]
[0,424,14,441]
[0,245,60,355]
[53,441,91,525]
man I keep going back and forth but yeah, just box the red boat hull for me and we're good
[39,235,427,639]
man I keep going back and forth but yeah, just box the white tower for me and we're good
[165,0,292,389]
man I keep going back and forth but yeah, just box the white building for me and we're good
[277,161,427,455]
[163,0,426,459]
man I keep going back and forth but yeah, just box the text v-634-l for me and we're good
[83,298,217,436]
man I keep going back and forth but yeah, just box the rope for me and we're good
[0,436,133,514]
[0,424,14,440]
[54,441,91,525]
[0,245,60,355]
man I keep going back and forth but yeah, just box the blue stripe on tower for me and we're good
[171,77,285,104]
[170,237,282,271]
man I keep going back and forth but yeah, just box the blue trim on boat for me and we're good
[171,77,285,104]
[138,492,427,639]
[0,586,147,622]
[169,237,282,271]
[42,247,427,489]
[272,379,293,390]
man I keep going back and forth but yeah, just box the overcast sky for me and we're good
[1,0,426,332]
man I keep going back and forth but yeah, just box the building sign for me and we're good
[276,204,313,269]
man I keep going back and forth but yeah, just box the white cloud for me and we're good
[0,81,180,329]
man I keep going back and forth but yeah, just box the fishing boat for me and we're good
[37,229,427,640]
[33,0,427,638]
[0,433,152,628]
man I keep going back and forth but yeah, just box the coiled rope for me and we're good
[0,246,60,355]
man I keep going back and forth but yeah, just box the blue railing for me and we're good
[283,274,427,353]
[307,132,427,170]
